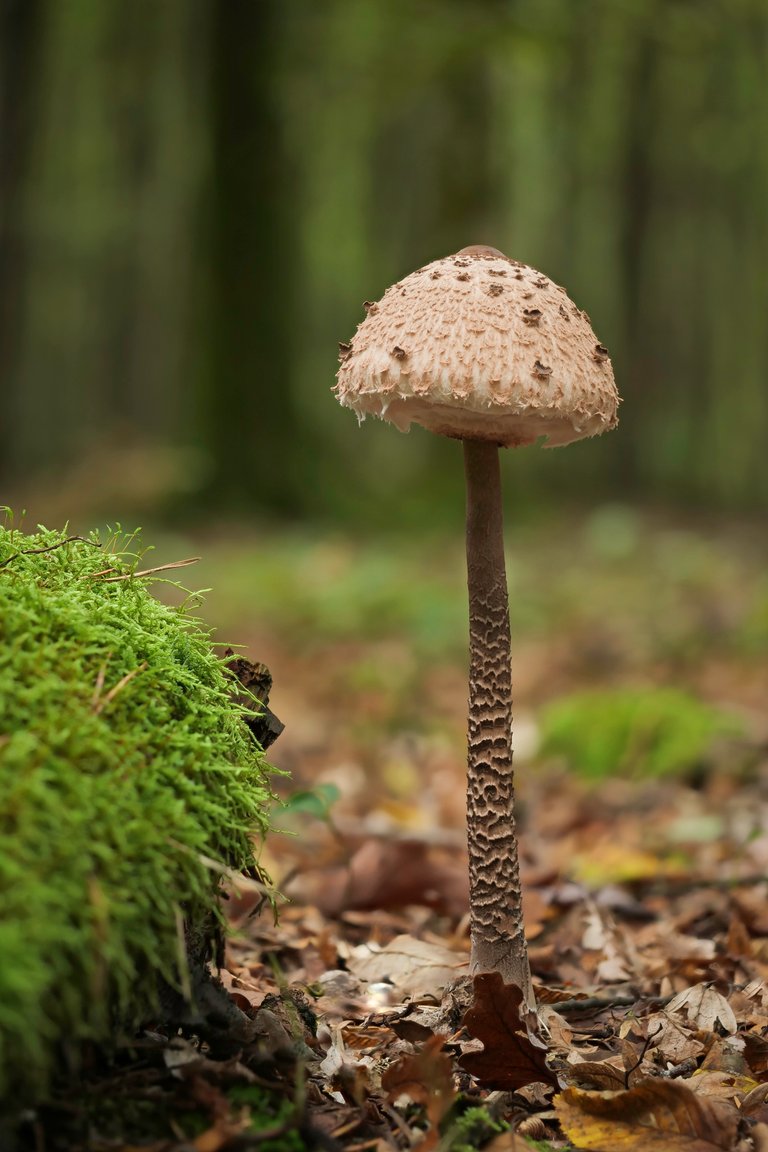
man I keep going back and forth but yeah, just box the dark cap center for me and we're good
[457,244,508,259]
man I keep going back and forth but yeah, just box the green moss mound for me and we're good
[539,686,743,780]
[0,523,274,1100]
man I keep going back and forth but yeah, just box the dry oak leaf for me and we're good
[667,985,738,1035]
[564,1056,631,1091]
[730,979,768,1032]
[741,1084,768,1125]
[345,934,467,999]
[459,973,557,1091]
[687,1069,760,1105]
[699,1036,748,1076]
[742,1031,768,1079]
[554,1079,740,1151]
[382,1035,456,1149]
[645,1012,707,1066]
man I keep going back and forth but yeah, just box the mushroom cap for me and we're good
[335,247,619,447]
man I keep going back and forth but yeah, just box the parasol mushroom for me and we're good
[334,245,619,1013]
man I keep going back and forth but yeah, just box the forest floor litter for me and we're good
[19,514,768,1150]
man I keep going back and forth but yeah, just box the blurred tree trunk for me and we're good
[2,0,204,505]
[0,0,42,483]
[2,0,768,517]
[8,0,130,479]
[615,4,657,494]
[198,0,298,514]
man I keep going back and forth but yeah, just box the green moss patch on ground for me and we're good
[0,522,274,1101]
[539,685,745,780]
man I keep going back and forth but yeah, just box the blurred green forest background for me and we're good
[2,0,767,966]
[1,0,767,528]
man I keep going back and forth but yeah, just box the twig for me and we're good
[167,839,284,903]
[0,535,101,568]
[89,556,201,582]
[553,994,645,1015]
[227,1117,301,1147]
[174,904,193,1004]
[92,662,148,714]
[332,817,465,850]
[381,1102,417,1146]
[90,657,110,710]
[623,1022,663,1089]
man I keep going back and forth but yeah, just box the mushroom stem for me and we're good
[463,438,535,1011]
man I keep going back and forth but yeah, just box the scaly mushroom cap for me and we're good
[335,247,619,447]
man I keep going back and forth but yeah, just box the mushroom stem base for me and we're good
[463,438,535,1012]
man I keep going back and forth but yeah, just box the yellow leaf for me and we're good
[555,1079,739,1151]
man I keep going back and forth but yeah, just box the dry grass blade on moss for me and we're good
[0,534,101,568]
[88,555,201,582]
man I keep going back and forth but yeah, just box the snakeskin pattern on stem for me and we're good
[463,437,535,1011]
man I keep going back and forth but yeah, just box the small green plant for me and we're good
[0,521,275,1101]
[281,783,341,823]
[227,1084,305,1151]
[440,1104,508,1151]
[539,686,743,780]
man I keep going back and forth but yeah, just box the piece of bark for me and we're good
[224,649,284,749]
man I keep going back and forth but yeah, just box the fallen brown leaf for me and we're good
[742,1031,768,1078]
[555,1079,740,1151]
[193,1118,251,1152]
[686,1069,759,1104]
[564,1056,631,1091]
[459,973,557,1091]
[699,1036,749,1076]
[751,1121,768,1152]
[288,838,469,918]
[345,934,467,998]
[741,1084,768,1124]
[382,1035,456,1149]
[645,1012,707,1066]
[726,915,754,961]
[315,1042,379,1111]
[667,984,738,1035]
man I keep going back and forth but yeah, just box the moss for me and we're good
[15,1075,300,1151]
[0,522,275,1101]
[441,1104,507,1151]
[539,686,743,781]
[228,1085,305,1150]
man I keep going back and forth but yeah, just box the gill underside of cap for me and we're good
[340,391,609,447]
